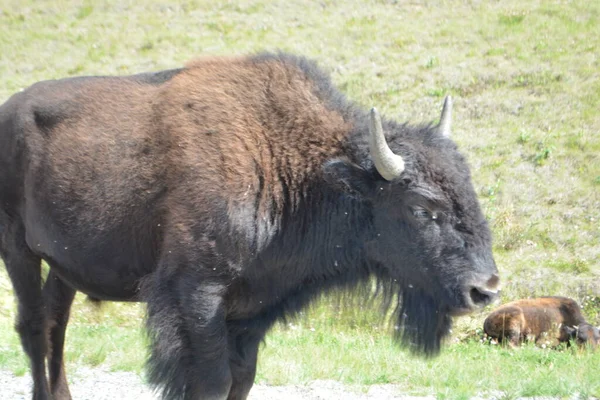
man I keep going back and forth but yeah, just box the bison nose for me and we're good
[485,273,501,291]
[468,273,500,308]
[469,286,497,308]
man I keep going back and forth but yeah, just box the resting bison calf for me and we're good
[484,296,599,348]
[0,52,499,400]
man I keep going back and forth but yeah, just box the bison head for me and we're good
[324,97,499,355]
[561,323,600,349]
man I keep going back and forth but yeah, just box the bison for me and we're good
[484,296,598,348]
[0,52,499,400]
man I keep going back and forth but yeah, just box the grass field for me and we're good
[1,0,599,398]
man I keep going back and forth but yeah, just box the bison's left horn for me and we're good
[438,96,452,137]
[369,107,405,181]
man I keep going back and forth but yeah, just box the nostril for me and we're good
[469,286,496,307]
[486,273,500,291]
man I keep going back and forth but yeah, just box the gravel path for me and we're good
[0,368,427,400]
[0,368,592,400]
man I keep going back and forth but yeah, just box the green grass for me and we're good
[1,0,600,398]
[259,324,600,398]
[255,302,600,397]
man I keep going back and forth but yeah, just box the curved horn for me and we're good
[369,107,405,181]
[438,95,452,137]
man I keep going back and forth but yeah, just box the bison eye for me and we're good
[412,208,434,220]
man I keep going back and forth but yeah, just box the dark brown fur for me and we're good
[484,296,592,347]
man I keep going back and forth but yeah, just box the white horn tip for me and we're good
[368,106,405,181]
[444,95,453,112]
[439,96,453,137]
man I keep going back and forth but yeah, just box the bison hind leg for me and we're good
[0,223,51,399]
[43,270,76,400]
[488,325,522,348]
[501,322,522,348]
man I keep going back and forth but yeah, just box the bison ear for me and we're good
[323,159,376,197]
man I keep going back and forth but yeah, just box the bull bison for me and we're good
[0,52,499,400]
[484,296,599,348]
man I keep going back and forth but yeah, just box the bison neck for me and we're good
[225,186,375,322]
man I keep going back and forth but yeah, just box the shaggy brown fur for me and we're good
[483,296,595,347]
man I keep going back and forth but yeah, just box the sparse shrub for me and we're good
[546,258,591,274]
[582,296,600,324]
[517,130,532,144]
[532,143,555,166]
[499,13,526,26]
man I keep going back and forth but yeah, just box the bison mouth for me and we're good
[389,278,499,355]
[344,274,492,356]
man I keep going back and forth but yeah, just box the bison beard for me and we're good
[344,279,452,357]
[395,288,452,355]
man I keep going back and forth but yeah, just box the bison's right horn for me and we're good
[369,107,405,181]
[438,96,452,137]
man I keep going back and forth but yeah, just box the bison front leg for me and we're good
[43,270,76,400]
[226,323,266,400]
[144,274,232,400]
